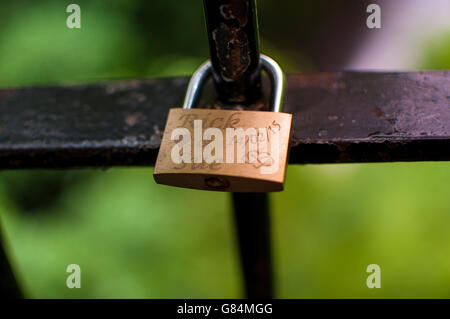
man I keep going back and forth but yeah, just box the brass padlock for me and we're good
[153,55,292,192]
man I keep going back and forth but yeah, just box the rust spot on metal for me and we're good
[220,0,249,26]
[212,24,250,83]
[371,107,385,118]
[213,0,251,84]
[125,112,143,127]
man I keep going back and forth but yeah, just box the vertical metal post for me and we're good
[203,0,262,104]
[203,0,273,298]
[232,193,273,298]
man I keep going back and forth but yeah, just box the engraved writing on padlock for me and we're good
[153,55,292,193]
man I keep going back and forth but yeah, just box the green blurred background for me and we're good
[0,0,449,298]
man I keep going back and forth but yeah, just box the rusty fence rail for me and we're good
[0,71,449,169]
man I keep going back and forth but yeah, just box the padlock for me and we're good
[153,54,292,192]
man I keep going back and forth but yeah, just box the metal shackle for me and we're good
[182,54,286,113]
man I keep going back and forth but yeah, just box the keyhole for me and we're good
[204,176,230,190]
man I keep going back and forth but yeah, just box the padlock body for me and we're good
[154,108,292,192]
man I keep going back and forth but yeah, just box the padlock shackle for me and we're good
[261,55,286,113]
[183,54,286,113]
[182,60,212,111]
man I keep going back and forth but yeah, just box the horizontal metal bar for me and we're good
[0,71,448,169]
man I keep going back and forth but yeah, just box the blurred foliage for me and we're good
[0,0,449,298]
[422,32,450,69]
